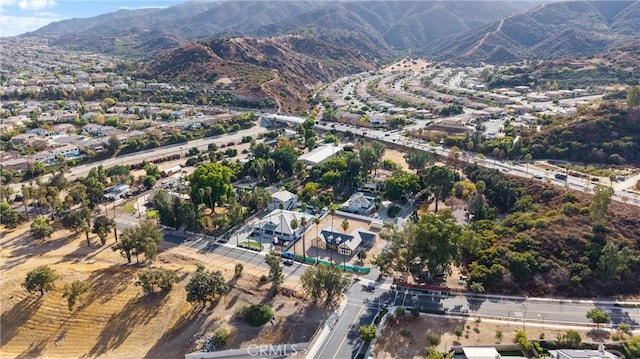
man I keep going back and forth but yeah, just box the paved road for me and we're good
[7,125,268,194]
[310,278,640,359]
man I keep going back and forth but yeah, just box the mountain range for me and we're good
[21,0,640,111]
[28,1,537,56]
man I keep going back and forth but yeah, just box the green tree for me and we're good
[359,325,377,343]
[359,146,377,176]
[625,336,640,358]
[597,242,632,280]
[143,175,156,189]
[556,330,582,348]
[424,166,455,213]
[31,216,54,239]
[93,215,116,245]
[586,308,610,330]
[61,208,89,234]
[372,223,417,278]
[135,268,179,295]
[0,201,23,228]
[23,265,59,295]
[626,85,640,107]
[106,134,121,155]
[190,163,233,210]
[63,280,89,310]
[300,264,348,303]
[264,251,284,290]
[404,151,434,174]
[185,266,229,305]
[589,185,614,229]
[414,209,462,279]
[113,220,163,263]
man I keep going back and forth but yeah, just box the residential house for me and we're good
[52,123,76,134]
[52,144,80,159]
[268,190,298,211]
[0,157,30,172]
[313,226,377,257]
[32,150,56,165]
[253,209,308,243]
[344,192,376,214]
[26,128,52,137]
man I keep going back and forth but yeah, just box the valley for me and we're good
[2,1,640,359]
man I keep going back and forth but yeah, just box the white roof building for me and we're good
[253,209,308,242]
[298,144,343,166]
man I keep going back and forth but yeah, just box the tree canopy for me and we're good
[185,266,229,305]
[300,264,348,303]
[136,268,179,295]
[31,216,54,239]
[190,163,234,208]
[113,220,163,263]
[23,265,59,295]
[424,166,455,212]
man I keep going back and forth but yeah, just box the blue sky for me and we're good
[0,0,184,37]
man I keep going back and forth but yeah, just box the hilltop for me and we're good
[424,1,639,63]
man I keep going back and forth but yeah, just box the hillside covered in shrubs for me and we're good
[462,164,640,297]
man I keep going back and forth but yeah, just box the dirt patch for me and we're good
[0,222,324,359]
[383,149,410,171]
[373,315,615,359]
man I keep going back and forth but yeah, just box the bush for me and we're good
[242,304,273,327]
[426,333,441,347]
[359,324,377,343]
[259,274,268,282]
[411,307,420,317]
[234,263,243,278]
[394,307,406,318]
[211,327,229,349]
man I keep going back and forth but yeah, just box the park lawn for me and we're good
[240,240,264,251]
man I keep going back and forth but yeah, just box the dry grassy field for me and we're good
[0,222,325,359]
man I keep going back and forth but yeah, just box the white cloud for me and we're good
[18,0,56,10]
[0,14,62,36]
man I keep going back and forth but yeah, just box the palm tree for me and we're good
[21,185,30,221]
[524,153,532,177]
[300,215,307,262]
[290,218,298,258]
[329,204,337,265]
[313,216,321,264]
[205,186,213,210]
[198,188,205,207]
[340,219,350,271]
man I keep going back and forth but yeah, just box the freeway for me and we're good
[7,125,268,194]
[316,122,640,206]
[310,278,640,359]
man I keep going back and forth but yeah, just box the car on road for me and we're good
[534,174,543,179]
[282,259,294,266]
